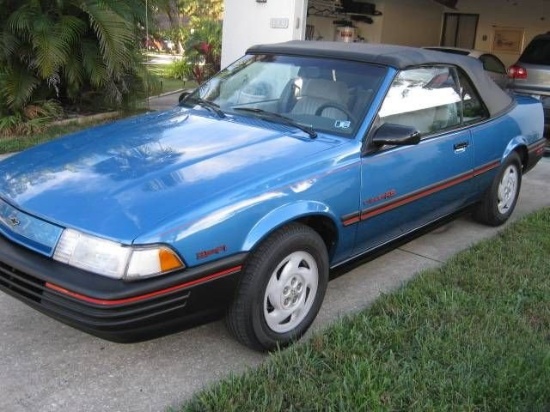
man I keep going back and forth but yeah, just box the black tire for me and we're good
[473,151,522,226]
[226,223,329,351]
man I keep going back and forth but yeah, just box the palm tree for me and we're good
[0,0,153,125]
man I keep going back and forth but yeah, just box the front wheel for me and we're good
[226,223,329,351]
[473,152,522,226]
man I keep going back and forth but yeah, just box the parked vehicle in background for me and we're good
[162,38,175,53]
[508,32,550,151]
[0,42,545,351]
[424,46,509,89]
[142,35,164,52]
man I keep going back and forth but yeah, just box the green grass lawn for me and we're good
[0,120,105,154]
[0,112,141,154]
[0,63,196,155]
[147,73,189,96]
[146,63,196,95]
[154,77,188,94]
[180,208,550,412]
[0,63,195,154]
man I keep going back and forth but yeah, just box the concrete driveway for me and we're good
[0,149,548,411]
[147,89,185,111]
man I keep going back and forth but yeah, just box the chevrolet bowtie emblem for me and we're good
[8,216,20,226]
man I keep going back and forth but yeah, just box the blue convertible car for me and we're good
[0,42,545,351]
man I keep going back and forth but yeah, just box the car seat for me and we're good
[290,78,350,120]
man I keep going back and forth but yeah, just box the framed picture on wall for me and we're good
[492,27,524,53]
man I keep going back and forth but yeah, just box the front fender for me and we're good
[242,201,340,251]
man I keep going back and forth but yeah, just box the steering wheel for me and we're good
[314,102,356,123]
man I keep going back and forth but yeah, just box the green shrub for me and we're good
[164,59,193,81]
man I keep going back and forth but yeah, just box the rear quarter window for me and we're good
[456,69,489,124]
[480,55,506,74]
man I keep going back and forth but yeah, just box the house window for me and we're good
[441,13,479,49]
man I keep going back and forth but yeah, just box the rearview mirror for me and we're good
[178,91,191,103]
[372,123,421,146]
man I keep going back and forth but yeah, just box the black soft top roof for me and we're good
[247,41,513,117]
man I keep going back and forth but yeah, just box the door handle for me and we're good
[453,142,469,152]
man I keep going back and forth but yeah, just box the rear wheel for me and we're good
[473,152,522,226]
[226,223,329,351]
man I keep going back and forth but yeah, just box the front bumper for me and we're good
[0,235,245,342]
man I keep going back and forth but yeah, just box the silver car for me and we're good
[509,32,550,147]
[424,47,509,89]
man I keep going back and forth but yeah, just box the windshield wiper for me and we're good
[183,96,226,118]
[233,107,317,139]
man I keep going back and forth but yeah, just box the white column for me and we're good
[221,0,308,68]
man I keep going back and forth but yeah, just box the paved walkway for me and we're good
[147,89,183,111]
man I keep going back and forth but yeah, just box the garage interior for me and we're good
[222,0,550,68]
[304,0,550,66]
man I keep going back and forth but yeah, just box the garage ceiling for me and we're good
[308,1,460,13]
[433,0,458,8]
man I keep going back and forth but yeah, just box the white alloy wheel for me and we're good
[263,251,319,333]
[473,151,522,227]
[226,223,328,351]
[497,164,519,215]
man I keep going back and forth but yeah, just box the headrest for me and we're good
[300,79,349,103]
[297,66,324,78]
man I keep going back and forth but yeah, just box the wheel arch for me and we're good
[512,144,528,170]
[242,202,340,260]
[295,214,339,260]
[503,137,528,169]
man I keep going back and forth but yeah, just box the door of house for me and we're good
[441,13,479,49]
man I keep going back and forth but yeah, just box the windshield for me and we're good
[519,37,550,65]
[181,54,387,137]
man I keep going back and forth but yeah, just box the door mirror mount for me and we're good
[371,123,421,147]
[362,122,421,155]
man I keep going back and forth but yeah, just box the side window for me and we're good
[456,69,489,124]
[378,66,462,137]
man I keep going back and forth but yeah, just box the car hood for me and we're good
[0,109,341,243]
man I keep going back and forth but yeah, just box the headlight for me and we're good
[53,229,185,280]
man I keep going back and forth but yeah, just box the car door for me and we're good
[353,66,476,254]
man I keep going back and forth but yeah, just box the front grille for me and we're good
[0,233,242,341]
[0,258,191,332]
[0,198,63,256]
[0,260,45,303]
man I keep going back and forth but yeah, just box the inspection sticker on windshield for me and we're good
[334,120,351,129]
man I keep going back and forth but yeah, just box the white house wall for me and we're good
[221,0,307,68]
